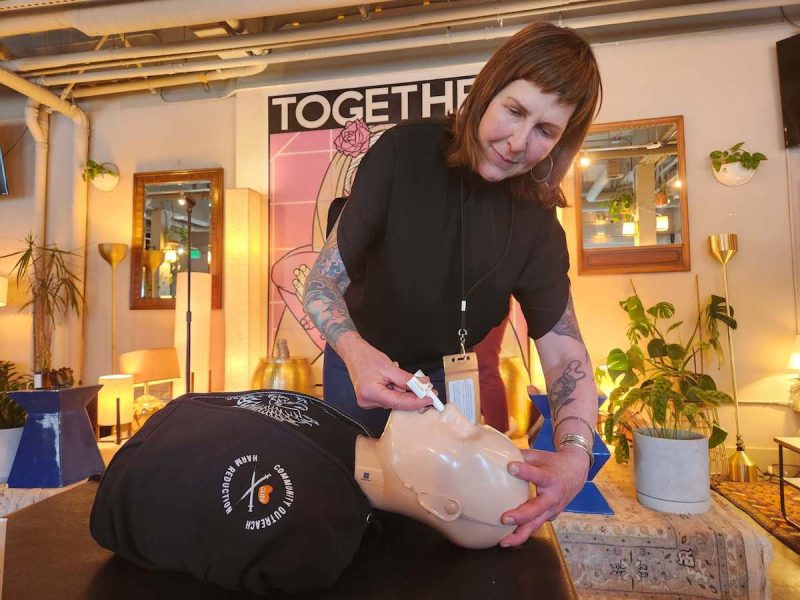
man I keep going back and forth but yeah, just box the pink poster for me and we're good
[267,77,530,389]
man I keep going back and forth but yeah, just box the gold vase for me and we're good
[499,355,532,439]
[251,339,315,397]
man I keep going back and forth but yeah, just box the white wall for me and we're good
[1,21,798,463]
[0,95,235,388]
[564,24,800,458]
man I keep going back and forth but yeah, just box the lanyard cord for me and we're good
[458,174,516,354]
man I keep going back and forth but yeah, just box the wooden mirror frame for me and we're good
[130,168,224,309]
[574,116,690,275]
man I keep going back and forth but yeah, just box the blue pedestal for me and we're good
[8,385,105,488]
[530,394,613,515]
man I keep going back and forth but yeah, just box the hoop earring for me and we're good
[530,154,554,184]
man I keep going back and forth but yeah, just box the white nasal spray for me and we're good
[406,370,445,411]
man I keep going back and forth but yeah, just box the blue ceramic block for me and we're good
[530,394,613,515]
[8,385,105,488]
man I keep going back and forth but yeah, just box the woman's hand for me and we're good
[337,332,433,411]
[498,446,590,547]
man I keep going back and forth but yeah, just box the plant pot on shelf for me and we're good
[712,161,755,186]
[0,426,23,483]
[633,428,710,515]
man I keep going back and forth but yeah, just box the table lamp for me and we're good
[789,336,800,412]
[97,373,134,444]
[0,274,8,307]
[708,233,756,483]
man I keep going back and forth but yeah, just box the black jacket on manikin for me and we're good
[90,390,374,595]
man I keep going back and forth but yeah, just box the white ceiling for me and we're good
[0,0,799,103]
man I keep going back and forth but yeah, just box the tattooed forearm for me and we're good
[548,359,586,422]
[303,231,357,348]
[551,295,584,343]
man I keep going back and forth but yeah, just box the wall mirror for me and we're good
[574,115,689,274]
[130,168,223,309]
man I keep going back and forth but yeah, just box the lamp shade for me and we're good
[97,374,134,426]
[622,221,636,236]
[0,274,7,307]
[789,336,800,371]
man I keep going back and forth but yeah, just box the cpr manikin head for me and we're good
[355,403,530,549]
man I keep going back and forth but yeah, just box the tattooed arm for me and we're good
[303,224,430,411]
[499,293,598,547]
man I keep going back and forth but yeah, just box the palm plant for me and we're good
[1,235,83,373]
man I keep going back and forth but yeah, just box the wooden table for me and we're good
[4,479,578,599]
[774,436,800,530]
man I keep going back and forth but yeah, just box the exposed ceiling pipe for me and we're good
[65,26,515,97]
[0,65,90,383]
[24,99,50,245]
[0,0,93,11]
[70,65,266,98]
[37,0,793,93]
[0,0,378,37]
[4,0,618,73]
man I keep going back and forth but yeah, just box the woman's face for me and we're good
[476,79,575,182]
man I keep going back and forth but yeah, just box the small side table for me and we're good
[8,386,105,488]
[773,436,800,530]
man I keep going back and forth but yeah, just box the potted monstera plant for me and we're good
[0,235,83,386]
[0,361,29,482]
[600,287,734,514]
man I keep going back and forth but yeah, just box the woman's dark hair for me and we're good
[447,22,602,208]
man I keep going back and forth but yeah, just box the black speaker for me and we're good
[777,33,800,148]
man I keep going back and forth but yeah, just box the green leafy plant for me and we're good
[599,285,735,463]
[0,361,30,429]
[82,159,116,181]
[608,192,635,223]
[0,235,83,373]
[709,142,767,172]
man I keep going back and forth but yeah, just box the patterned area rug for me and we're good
[711,476,800,554]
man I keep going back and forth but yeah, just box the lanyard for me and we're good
[458,175,516,355]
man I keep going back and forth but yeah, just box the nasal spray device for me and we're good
[406,370,445,411]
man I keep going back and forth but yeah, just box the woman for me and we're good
[304,22,602,548]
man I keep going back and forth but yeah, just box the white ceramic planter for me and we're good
[0,426,23,484]
[633,428,710,515]
[711,161,755,186]
[91,171,120,192]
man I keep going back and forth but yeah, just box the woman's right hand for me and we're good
[337,332,433,411]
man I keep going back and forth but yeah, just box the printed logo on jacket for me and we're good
[221,453,296,532]
[233,392,320,427]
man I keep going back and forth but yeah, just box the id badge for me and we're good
[442,352,481,424]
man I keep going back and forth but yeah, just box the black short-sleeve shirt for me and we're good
[337,119,570,372]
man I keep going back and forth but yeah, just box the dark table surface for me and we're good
[4,480,577,599]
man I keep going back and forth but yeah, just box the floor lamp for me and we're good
[708,233,757,483]
[179,194,196,392]
[98,243,128,373]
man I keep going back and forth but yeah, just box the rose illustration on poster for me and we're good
[269,120,390,384]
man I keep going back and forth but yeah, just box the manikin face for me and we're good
[476,79,575,182]
[380,404,529,542]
